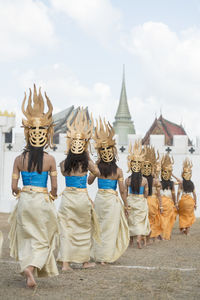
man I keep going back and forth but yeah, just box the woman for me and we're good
[9,85,59,288]
[88,118,129,264]
[57,109,101,271]
[125,140,151,249]
[177,158,196,235]
[160,154,178,240]
[141,146,163,240]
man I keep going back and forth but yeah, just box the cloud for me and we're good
[14,64,116,125]
[0,0,56,61]
[121,22,200,139]
[50,0,121,45]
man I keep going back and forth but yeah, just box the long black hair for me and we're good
[182,178,194,193]
[143,174,153,196]
[161,178,174,191]
[23,144,44,174]
[130,171,142,194]
[64,150,88,174]
[97,158,118,178]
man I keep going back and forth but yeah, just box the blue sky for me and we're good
[1,0,200,141]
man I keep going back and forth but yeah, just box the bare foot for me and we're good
[137,240,142,249]
[83,262,96,269]
[129,237,134,247]
[62,262,73,271]
[24,267,36,288]
[100,262,106,266]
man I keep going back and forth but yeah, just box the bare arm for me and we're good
[11,157,21,195]
[118,169,128,207]
[124,178,129,199]
[172,182,178,210]
[88,157,100,178]
[177,182,182,204]
[49,156,57,198]
[155,178,163,214]
[88,172,96,185]
[143,177,148,198]
[193,188,197,210]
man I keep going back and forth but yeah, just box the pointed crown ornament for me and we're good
[22,84,54,148]
[66,108,93,154]
[182,158,193,180]
[127,140,146,173]
[141,146,159,176]
[161,154,174,180]
[93,118,117,162]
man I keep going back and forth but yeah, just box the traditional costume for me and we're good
[57,109,100,264]
[91,119,129,263]
[160,154,177,240]
[141,146,162,238]
[9,85,59,277]
[127,141,151,239]
[178,158,196,231]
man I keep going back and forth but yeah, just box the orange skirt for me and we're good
[178,194,196,229]
[160,196,176,240]
[147,195,162,238]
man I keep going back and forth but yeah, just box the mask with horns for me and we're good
[182,158,193,180]
[22,84,54,148]
[161,154,174,181]
[66,108,93,154]
[93,118,117,163]
[127,140,146,173]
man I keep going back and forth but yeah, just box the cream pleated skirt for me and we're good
[8,191,59,277]
[57,188,100,264]
[127,194,151,236]
[92,189,129,263]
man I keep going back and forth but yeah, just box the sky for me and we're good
[1,0,200,142]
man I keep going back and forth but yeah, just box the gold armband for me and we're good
[118,177,124,182]
[12,173,19,180]
[49,192,57,201]
[124,206,131,210]
[89,171,96,177]
[50,171,57,176]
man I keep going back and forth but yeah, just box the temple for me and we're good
[113,66,135,145]
[142,114,191,146]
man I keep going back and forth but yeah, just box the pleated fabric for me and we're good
[178,194,196,228]
[0,231,3,257]
[160,195,176,240]
[127,194,151,236]
[57,188,100,263]
[8,191,59,277]
[92,189,129,263]
[147,195,162,238]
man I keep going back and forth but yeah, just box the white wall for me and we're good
[1,134,200,217]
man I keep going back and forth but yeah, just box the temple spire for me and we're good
[113,66,135,145]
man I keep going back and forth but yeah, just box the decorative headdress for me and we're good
[93,118,117,162]
[127,140,146,173]
[22,84,54,148]
[182,158,193,180]
[141,146,159,176]
[161,154,174,180]
[66,108,93,154]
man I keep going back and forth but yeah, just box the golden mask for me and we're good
[22,84,54,148]
[141,146,159,177]
[127,140,146,173]
[93,118,117,163]
[182,158,192,180]
[66,108,93,154]
[161,154,174,181]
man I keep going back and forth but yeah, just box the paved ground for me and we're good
[0,213,200,300]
